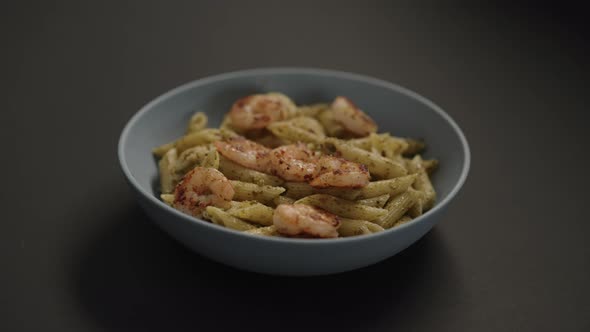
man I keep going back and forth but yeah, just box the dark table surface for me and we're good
[3,1,589,331]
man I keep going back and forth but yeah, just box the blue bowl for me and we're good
[118,68,470,276]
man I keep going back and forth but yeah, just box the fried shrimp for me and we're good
[309,156,370,188]
[331,96,377,137]
[172,167,234,217]
[273,204,341,238]
[229,92,297,130]
[214,136,271,173]
[269,143,318,182]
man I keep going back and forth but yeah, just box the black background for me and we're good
[3,1,590,331]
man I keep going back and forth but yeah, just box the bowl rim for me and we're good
[118,67,471,244]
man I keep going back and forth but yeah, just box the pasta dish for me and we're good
[153,93,437,238]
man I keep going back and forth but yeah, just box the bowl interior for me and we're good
[121,69,468,218]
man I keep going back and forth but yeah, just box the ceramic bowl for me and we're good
[118,68,470,276]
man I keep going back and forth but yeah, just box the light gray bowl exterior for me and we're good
[118,68,470,276]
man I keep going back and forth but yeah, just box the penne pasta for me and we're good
[356,194,390,208]
[422,158,439,174]
[283,181,360,200]
[357,174,417,199]
[409,155,436,210]
[349,133,407,155]
[175,129,224,153]
[273,195,296,206]
[295,194,387,221]
[227,201,274,226]
[204,206,257,231]
[219,115,241,136]
[219,157,283,186]
[160,194,175,206]
[326,138,407,179]
[186,111,208,133]
[174,145,219,174]
[230,180,286,203]
[374,190,417,229]
[394,215,413,227]
[158,148,179,194]
[244,225,279,236]
[403,138,425,156]
[152,141,175,158]
[317,109,346,137]
[287,116,326,136]
[407,188,425,218]
[338,218,385,237]
[267,121,325,144]
[297,103,330,117]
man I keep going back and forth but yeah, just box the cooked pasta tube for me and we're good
[297,103,330,117]
[394,215,413,227]
[244,225,279,236]
[273,195,296,206]
[356,174,417,199]
[409,155,436,210]
[356,194,390,208]
[267,121,325,144]
[226,201,274,226]
[422,159,439,174]
[174,145,219,174]
[317,109,346,137]
[160,194,174,206]
[403,138,425,156]
[152,141,176,158]
[175,129,224,153]
[295,194,387,221]
[186,111,208,133]
[283,182,360,200]
[230,180,286,203]
[219,157,283,186]
[204,206,257,231]
[159,148,178,194]
[326,138,407,179]
[338,218,385,237]
[374,190,417,229]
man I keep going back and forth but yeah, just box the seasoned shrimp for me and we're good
[229,92,297,130]
[309,156,370,188]
[173,167,234,217]
[269,143,318,182]
[331,96,377,137]
[273,204,341,238]
[214,136,271,173]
